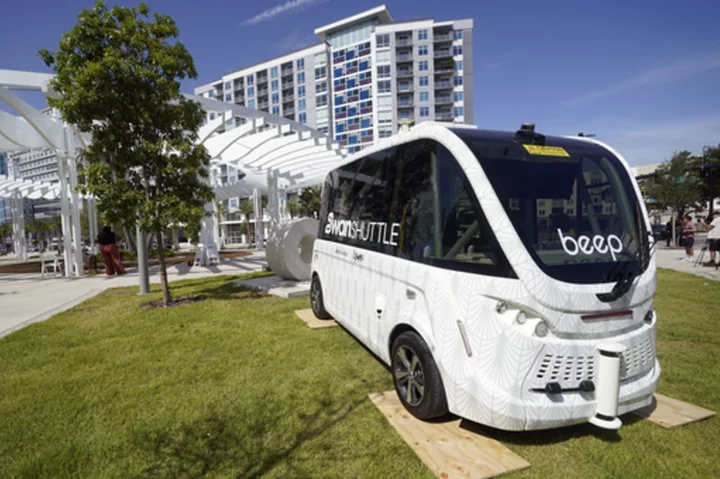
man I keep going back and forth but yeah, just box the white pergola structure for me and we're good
[189,94,350,258]
[0,70,93,276]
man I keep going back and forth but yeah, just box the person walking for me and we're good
[679,215,696,262]
[665,220,672,247]
[701,211,720,266]
[97,226,126,276]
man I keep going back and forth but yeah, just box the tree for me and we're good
[691,145,720,214]
[239,199,254,247]
[25,219,50,252]
[641,151,703,244]
[297,186,322,218]
[286,197,300,218]
[0,222,12,253]
[40,2,213,306]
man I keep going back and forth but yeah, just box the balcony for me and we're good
[283,95,295,103]
[433,33,452,42]
[281,68,293,77]
[397,101,414,108]
[435,111,453,121]
[398,115,414,122]
[397,69,413,78]
[435,96,453,105]
[258,102,269,110]
[397,83,413,93]
[257,89,269,97]
[435,81,453,90]
[359,77,372,86]
[396,54,413,63]
[396,38,412,47]
[434,67,454,75]
[284,108,295,116]
[434,50,452,58]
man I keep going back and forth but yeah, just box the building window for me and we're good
[378,80,392,93]
[247,75,254,86]
[420,107,430,117]
[298,85,306,98]
[248,99,256,109]
[376,51,391,63]
[419,91,429,102]
[359,60,370,71]
[272,93,279,104]
[297,58,305,70]
[210,113,215,120]
[299,112,307,124]
[298,99,306,111]
[272,80,279,91]
[418,45,428,56]
[377,96,392,109]
[419,61,429,71]
[248,87,255,97]
[454,106,464,117]
[297,72,305,85]
[399,110,412,119]
[377,34,389,48]
[224,81,231,90]
[316,80,328,94]
[454,30,463,41]
[315,66,327,79]
[378,111,392,123]
[314,52,327,65]
[271,67,278,78]
[454,91,464,102]
[272,106,280,115]
[379,127,392,138]
[225,94,232,102]
[419,76,429,86]
[377,65,391,78]
[454,60,463,72]
[418,29,428,40]
[454,76,463,86]
[317,94,328,107]
[453,45,463,56]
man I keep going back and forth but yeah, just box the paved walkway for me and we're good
[0,252,267,338]
[655,244,720,281]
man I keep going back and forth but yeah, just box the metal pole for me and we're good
[57,156,73,277]
[136,223,150,295]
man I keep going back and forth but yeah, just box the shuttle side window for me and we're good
[391,140,515,277]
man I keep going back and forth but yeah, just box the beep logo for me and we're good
[558,229,624,261]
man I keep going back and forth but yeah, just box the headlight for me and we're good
[535,321,549,337]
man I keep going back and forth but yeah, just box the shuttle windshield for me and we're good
[454,130,649,284]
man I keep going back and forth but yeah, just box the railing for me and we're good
[281,68,293,77]
[257,89,269,96]
[397,69,413,77]
[435,81,452,89]
[398,101,414,108]
[433,34,452,42]
[282,82,294,90]
[397,84,413,92]
[396,54,413,62]
[258,102,269,109]
[436,112,453,120]
[434,50,452,58]
[283,95,295,102]
[284,108,295,116]
[435,96,453,104]
[398,115,414,122]
[396,38,412,47]
[434,67,454,74]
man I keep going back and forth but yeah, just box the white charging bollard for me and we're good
[589,342,627,430]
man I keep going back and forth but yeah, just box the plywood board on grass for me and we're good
[634,393,716,428]
[294,309,338,329]
[368,391,530,479]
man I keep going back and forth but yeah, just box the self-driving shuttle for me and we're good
[310,123,659,431]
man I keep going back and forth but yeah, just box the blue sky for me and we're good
[1,0,719,165]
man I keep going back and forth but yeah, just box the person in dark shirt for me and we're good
[97,226,126,276]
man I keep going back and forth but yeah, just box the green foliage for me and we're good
[25,219,51,252]
[297,186,322,218]
[692,145,720,211]
[286,197,300,218]
[640,151,703,218]
[0,222,13,251]
[40,1,213,305]
[239,199,254,246]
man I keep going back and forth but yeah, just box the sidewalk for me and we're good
[654,245,720,281]
[0,252,268,338]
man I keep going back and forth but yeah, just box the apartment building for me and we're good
[194,5,473,155]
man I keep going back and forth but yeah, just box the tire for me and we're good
[310,274,332,319]
[391,331,448,420]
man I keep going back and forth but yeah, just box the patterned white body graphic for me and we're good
[312,124,659,431]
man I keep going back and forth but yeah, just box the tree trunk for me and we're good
[124,226,137,253]
[156,228,171,307]
[246,219,252,247]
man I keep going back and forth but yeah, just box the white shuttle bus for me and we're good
[310,123,659,431]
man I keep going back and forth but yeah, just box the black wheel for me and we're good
[310,274,332,319]
[391,331,448,420]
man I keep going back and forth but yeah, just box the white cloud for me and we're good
[564,49,720,109]
[273,27,318,53]
[242,0,331,26]
[600,115,720,165]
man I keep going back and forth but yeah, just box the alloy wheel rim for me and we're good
[311,279,320,310]
[394,345,425,406]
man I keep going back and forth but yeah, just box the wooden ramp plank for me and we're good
[369,391,530,479]
[294,309,338,329]
[634,393,716,428]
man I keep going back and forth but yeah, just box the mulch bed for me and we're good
[142,296,204,309]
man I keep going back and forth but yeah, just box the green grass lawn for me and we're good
[0,269,718,478]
